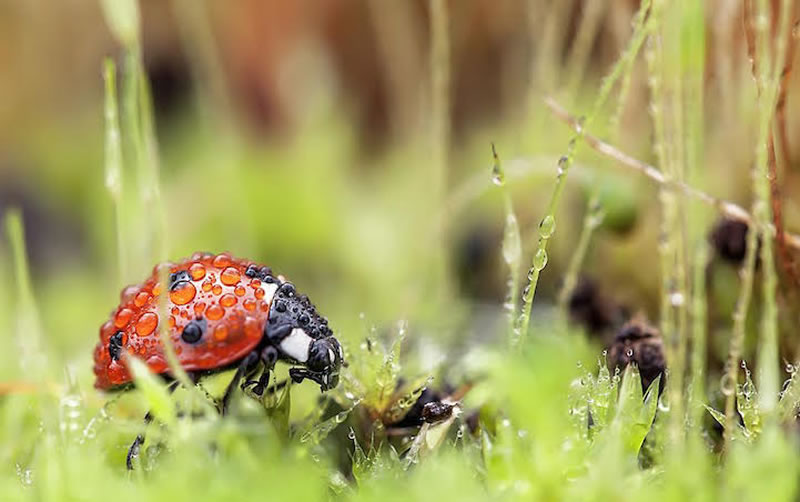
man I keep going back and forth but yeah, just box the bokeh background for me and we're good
[1,0,799,397]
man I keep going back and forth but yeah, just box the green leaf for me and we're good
[736,371,761,437]
[778,369,800,422]
[127,355,177,429]
[611,366,659,454]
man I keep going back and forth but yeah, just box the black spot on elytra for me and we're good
[181,318,206,344]
[109,332,124,361]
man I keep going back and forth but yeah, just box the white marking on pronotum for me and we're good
[279,328,312,362]
[262,283,278,304]
[327,348,336,364]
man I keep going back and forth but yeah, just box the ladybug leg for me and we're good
[126,374,201,470]
[221,351,261,415]
[242,346,279,397]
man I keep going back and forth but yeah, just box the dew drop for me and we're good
[533,248,548,271]
[194,302,206,315]
[491,164,504,186]
[212,284,222,296]
[243,298,256,312]
[136,312,158,337]
[189,262,206,280]
[538,215,555,238]
[720,373,736,396]
[114,308,134,328]
[134,291,151,308]
[214,324,228,341]
[206,304,225,321]
[169,281,197,306]
[220,293,237,307]
[234,285,246,297]
[220,267,241,286]
[212,253,232,268]
[255,288,265,299]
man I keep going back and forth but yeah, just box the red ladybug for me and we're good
[94,251,343,396]
[95,252,344,468]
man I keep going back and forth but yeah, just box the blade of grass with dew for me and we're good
[5,210,46,376]
[516,0,654,347]
[126,355,177,429]
[490,144,522,347]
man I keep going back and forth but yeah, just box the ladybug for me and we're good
[94,252,344,395]
[94,252,343,467]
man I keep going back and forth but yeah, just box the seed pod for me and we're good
[607,316,666,394]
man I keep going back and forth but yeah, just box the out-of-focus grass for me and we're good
[2,0,800,501]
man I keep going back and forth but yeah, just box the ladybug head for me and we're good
[266,282,343,391]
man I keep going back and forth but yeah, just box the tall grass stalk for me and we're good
[5,210,46,376]
[753,0,792,415]
[557,194,604,319]
[516,0,653,345]
[690,243,709,427]
[490,144,522,347]
[103,59,127,288]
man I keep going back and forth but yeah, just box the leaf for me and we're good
[264,379,292,437]
[127,355,177,429]
[736,371,761,437]
[611,365,659,454]
[778,369,800,422]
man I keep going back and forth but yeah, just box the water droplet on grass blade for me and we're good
[533,248,548,271]
[538,215,555,238]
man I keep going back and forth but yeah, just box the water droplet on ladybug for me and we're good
[206,304,225,321]
[114,308,134,328]
[212,253,232,268]
[214,324,228,341]
[194,302,206,315]
[120,285,140,303]
[234,285,246,297]
[169,281,197,306]
[212,284,222,296]
[220,267,241,286]
[255,288,265,299]
[134,291,151,308]
[202,281,213,292]
[243,298,256,311]
[136,312,158,337]
[189,262,206,280]
[220,293,237,307]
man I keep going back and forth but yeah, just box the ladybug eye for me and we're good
[181,319,205,344]
[108,331,124,361]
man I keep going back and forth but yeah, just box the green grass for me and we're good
[3,0,800,500]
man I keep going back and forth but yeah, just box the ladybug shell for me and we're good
[93,252,278,390]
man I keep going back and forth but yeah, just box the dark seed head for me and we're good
[181,319,205,344]
[422,401,454,423]
[709,218,759,265]
[608,316,666,394]
[108,331,124,361]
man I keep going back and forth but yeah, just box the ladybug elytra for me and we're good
[93,252,344,395]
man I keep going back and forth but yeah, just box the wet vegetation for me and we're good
[2,0,800,500]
